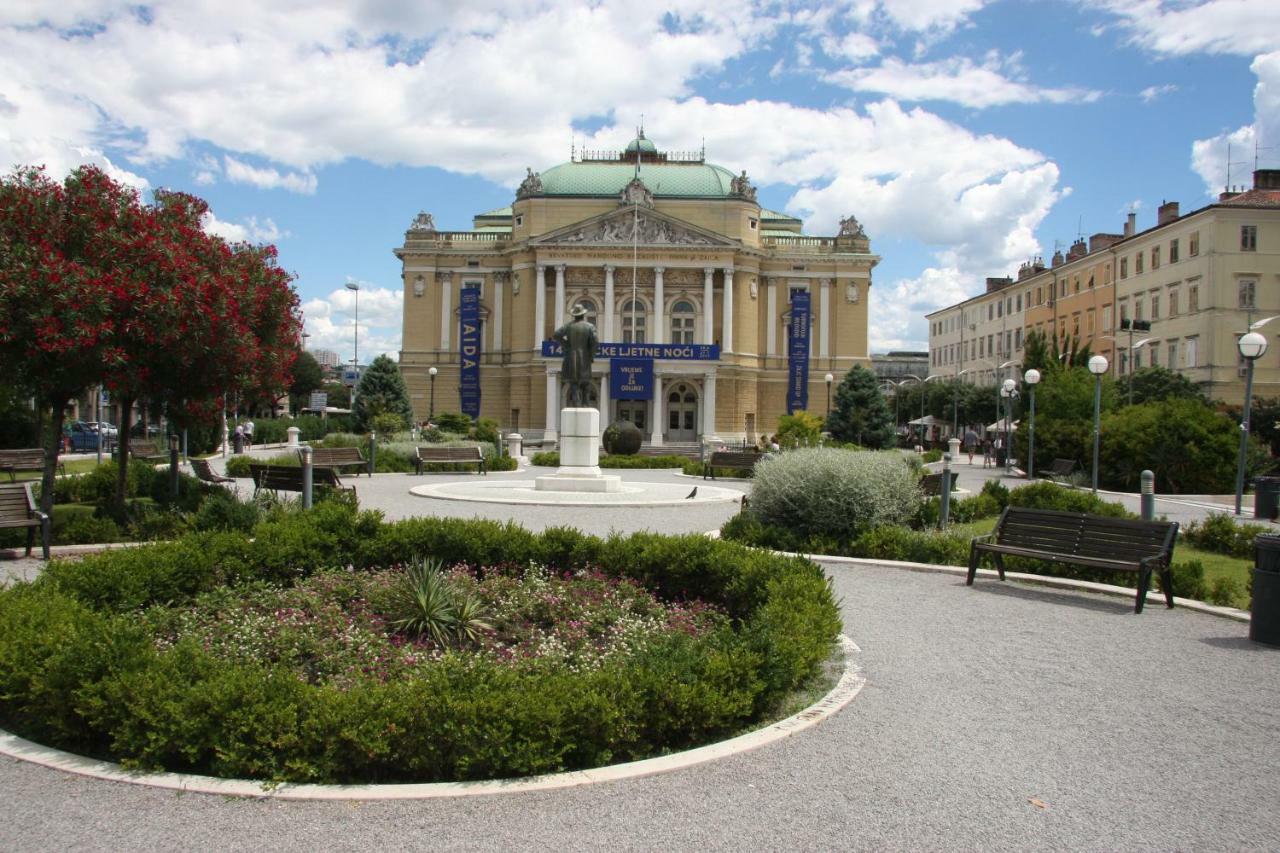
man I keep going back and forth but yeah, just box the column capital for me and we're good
[436,271,452,284]
[546,366,559,376]
[536,263,547,273]
[602,264,615,273]
[653,266,665,275]
[723,267,735,276]
[819,277,832,288]
[703,370,717,382]
[704,267,716,277]
[767,276,778,286]
[555,263,567,273]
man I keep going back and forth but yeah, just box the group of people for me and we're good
[231,419,254,452]
[961,428,1004,467]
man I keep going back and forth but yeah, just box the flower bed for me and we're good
[0,504,839,784]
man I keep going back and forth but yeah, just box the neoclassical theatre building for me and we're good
[396,132,878,446]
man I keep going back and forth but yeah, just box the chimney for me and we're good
[1157,200,1179,225]
[985,276,1013,293]
[1124,212,1136,237]
[1089,233,1123,253]
[1051,250,1065,268]
[1067,238,1087,261]
[1255,169,1280,190]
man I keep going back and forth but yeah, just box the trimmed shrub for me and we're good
[530,452,686,470]
[1005,481,1132,517]
[1183,513,1267,560]
[850,526,970,565]
[531,451,559,467]
[748,448,919,544]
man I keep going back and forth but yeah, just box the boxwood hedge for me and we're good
[0,503,839,784]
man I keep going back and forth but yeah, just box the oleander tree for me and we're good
[0,166,123,512]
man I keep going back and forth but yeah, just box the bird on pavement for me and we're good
[685,487,698,499]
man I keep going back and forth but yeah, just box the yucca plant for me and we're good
[451,589,493,646]
[389,557,492,647]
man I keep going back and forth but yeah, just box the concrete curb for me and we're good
[0,636,864,801]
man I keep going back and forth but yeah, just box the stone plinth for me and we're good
[535,408,621,493]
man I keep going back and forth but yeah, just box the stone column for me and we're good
[493,272,504,351]
[439,271,453,350]
[603,264,615,341]
[534,265,546,346]
[653,266,665,343]
[650,372,665,447]
[598,373,610,434]
[722,267,734,353]
[544,369,559,442]
[819,277,831,358]
[703,267,715,343]
[702,371,717,436]
[766,277,778,356]
[554,264,566,328]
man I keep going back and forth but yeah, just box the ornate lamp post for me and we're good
[1023,368,1041,479]
[1000,378,1017,471]
[824,372,834,420]
[428,366,438,423]
[1235,331,1268,515]
[1088,354,1109,494]
[345,281,360,406]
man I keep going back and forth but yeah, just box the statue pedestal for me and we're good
[535,408,621,493]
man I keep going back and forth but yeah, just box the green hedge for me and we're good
[0,506,840,784]
[531,452,689,469]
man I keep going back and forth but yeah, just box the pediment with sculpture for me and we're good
[533,208,736,248]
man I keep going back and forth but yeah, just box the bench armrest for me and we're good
[969,533,995,545]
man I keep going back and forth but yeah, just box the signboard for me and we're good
[541,341,719,361]
[308,391,328,410]
[611,358,653,400]
[787,291,811,414]
[342,367,361,387]
[458,286,481,419]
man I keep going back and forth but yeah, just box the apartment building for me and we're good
[926,275,1027,386]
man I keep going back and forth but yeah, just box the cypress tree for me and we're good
[352,354,415,432]
[826,365,896,448]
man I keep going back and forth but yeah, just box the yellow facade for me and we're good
[396,134,879,445]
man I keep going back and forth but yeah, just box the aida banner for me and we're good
[458,286,481,419]
[787,290,811,414]
[611,358,652,400]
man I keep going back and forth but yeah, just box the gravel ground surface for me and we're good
[2,449,1278,850]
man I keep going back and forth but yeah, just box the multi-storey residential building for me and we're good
[926,275,1027,386]
[310,348,340,370]
[927,168,1280,403]
[396,131,879,444]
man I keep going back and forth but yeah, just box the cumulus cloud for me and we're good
[1190,51,1280,195]
[1091,0,1280,57]
[870,266,976,351]
[1139,83,1177,101]
[877,0,991,34]
[202,212,287,244]
[223,157,317,194]
[826,52,1103,108]
[300,282,404,364]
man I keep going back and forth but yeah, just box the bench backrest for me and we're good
[0,482,37,522]
[310,447,365,465]
[994,506,1177,564]
[251,463,345,490]
[708,451,760,466]
[1049,458,1077,475]
[190,458,225,482]
[417,446,484,461]
[920,471,946,496]
[0,449,47,468]
[130,440,163,456]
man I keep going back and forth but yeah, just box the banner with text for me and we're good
[787,291,811,414]
[610,358,653,400]
[458,286,481,419]
[541,341,719,361]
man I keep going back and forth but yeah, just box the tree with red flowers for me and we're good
[0,166,128,513]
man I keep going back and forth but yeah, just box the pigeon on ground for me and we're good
[685,487,698,499]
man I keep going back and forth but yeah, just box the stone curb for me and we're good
[0,636,863,801]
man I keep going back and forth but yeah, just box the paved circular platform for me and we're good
[409,478,744,506]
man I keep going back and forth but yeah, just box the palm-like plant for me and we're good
[389,557,492,648]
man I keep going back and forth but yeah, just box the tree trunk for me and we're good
[114,397,135,517]
[40,394,70,516]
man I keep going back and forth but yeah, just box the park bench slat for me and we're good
[250,464,354,497]
[0,482,50,559]
[967,505,1178,613]
[308,447,368,476]
[0,448,64,480]
[190,458,234,485]
[129,440,168,462]
[414,446,486,475]
[703,450,761,480]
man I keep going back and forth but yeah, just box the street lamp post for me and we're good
[1024,368,1041,479]
[1088,355,1109,494]
[824,373,834,421]
[1235,332,1268,515]
[1000,378,1017,471]
[345,282,360,405]
[428,366,438,423]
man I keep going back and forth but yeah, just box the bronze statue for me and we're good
[553,304,598,408]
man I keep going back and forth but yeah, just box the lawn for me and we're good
[9,458,111,480]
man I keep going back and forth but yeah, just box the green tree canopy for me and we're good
[826,366,895,448]
[352,354,414,432]
[1116,366,1207,406]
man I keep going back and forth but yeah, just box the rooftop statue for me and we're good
[408,211,436,232]
[730,170,757,202]
[516,168,544,199]
[838,214,866,239]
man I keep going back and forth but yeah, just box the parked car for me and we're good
[66,421,117,452]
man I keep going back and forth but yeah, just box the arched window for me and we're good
[670,299,695,344]
[621,299,646,344]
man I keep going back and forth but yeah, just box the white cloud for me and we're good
[201,211,287,244]
[224,157,317,194]
[1139,83,1177,101]
[826,52,1103,108]
[870,266,976,351]
[300,283,404,364]
[1190,51,1280,195]
[193,169,216,185]
[1092,0,1280,57]
[877,0,990,34]
[821,31,881,62]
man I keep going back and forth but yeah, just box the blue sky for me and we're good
[2,1,1277,360]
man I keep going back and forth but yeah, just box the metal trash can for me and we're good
[1254,477,1280,520]
[1251,534,1280,646]
[232,431,245,454]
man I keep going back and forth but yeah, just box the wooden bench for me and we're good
[0,448,64,481]
[702,450,762,480]
[1044,458,1078,481]
[128,440,168,463]
[190,458,235,485]
[920,471,953,497]
[308,446,368,476]
[249,464,354,498]
[639,446,702,462]
[414,446,487,475]
[0,482,50,559]
[967,506,1179,613]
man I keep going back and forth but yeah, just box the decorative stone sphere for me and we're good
[603,419,643,455]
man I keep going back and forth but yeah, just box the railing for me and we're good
[762,235,836,253]
[414,231,509,243]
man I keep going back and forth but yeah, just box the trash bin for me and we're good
[232,431,245,454]
[995,447,1007,467]
[1254,476,1280,520]
[1251,534,1280,646]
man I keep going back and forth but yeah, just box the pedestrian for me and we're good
[963,428,979,464]
[243,418,255,450]
[982,437,993,468]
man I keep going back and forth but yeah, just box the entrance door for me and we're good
[616,401,647,431]
[666,383,699,442]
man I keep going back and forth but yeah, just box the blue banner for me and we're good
[541,341,719,361]
[611,358,652,400]
[458,286,481,419]
[787,291,811,414]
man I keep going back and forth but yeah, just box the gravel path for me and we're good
[2,453,1278,849]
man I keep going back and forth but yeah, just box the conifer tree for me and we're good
[826,365,896,448]
[352,354,415,432]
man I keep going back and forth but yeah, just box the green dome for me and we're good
[624,135,658,155]
[537,160,737,198]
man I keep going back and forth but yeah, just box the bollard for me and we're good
[168,434,180,499]
[369,431,377,476]
[1141,469,1154,521]
[286,426,300,448]
[940,452,953,529]
[506,432,524,459]
[301,445,313,509]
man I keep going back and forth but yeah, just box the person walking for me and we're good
[963,428,979,464]
[982,437,993,468]
[243,419,255,450]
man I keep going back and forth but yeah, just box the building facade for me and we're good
[926,275,1029,387]
[396,133,879,444]
[927,169,1280,402]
